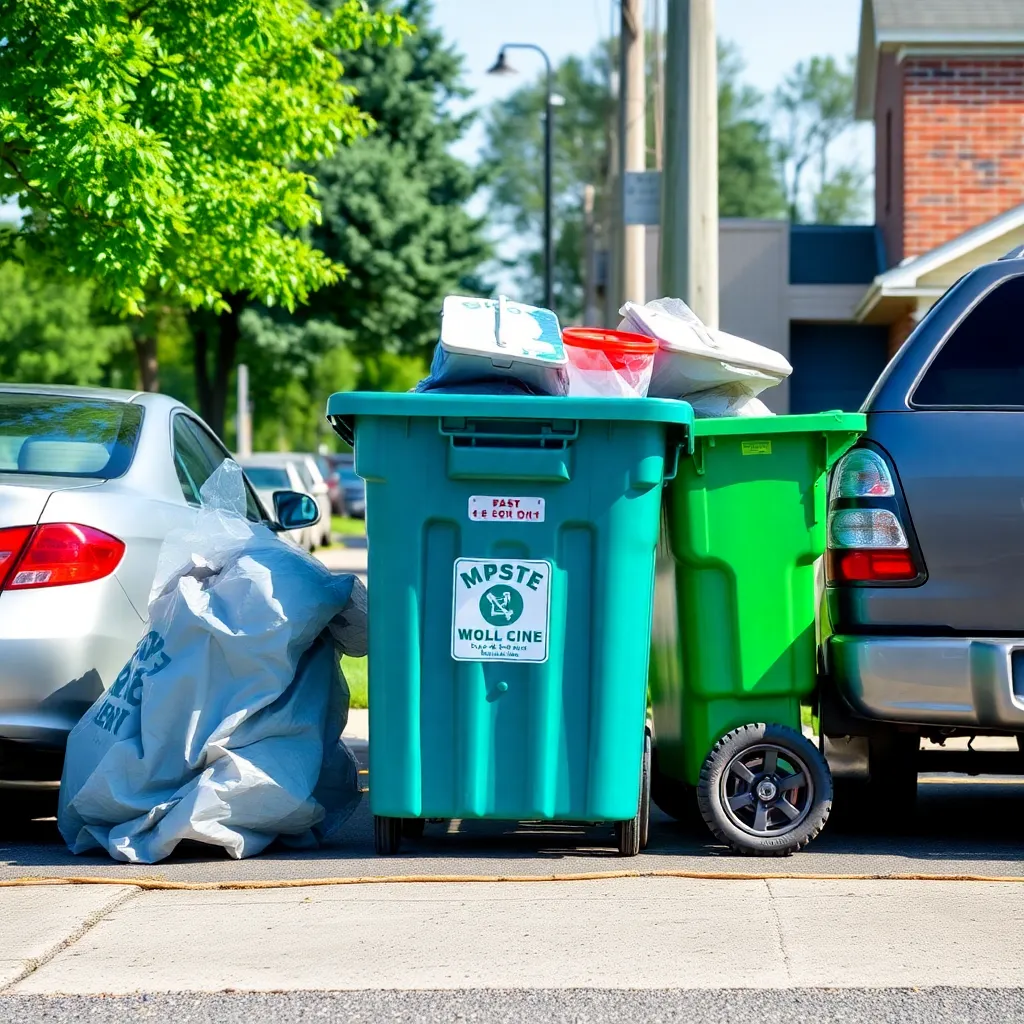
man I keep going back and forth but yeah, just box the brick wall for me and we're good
[902,58,1024,258]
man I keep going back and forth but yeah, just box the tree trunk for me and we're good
[133,333,160,392]
[192,295,242,442]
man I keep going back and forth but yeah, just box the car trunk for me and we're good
[0,477,98,528]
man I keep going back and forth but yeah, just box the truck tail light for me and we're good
[0,524,125,591]
[826,448,923,586]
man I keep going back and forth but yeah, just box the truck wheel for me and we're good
[867,733,919,828]
[697,723,832,856]
[374,815,402,855]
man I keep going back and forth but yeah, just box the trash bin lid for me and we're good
[327,392,694,446]
[690,411,865,437]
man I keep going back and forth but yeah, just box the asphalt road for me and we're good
[3,988,1024,1024]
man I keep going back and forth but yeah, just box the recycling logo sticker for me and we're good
[452,558,551,663]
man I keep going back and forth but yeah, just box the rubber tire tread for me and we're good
[696,722,832,857]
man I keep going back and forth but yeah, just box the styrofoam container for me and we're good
[427,294,568,395]
[620,298,792,399]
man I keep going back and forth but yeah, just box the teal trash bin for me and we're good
[327,393,692,856]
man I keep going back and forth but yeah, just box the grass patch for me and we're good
[343,656,368,709]
[332,515,366,537]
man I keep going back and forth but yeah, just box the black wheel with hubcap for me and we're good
[697,723,832,856]
[374,814,402,855]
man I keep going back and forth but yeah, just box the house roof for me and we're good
[855,0,1024,118]
[789,225,885,286]
[855,202,1024,321]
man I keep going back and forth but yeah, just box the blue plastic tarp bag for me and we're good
[58,462,366,863]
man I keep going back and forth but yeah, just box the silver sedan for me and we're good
[0,384,319,798]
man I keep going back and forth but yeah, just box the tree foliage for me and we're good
[303,0,489,366]
[0,0,409,316]
[773,55,867,224]
[481,39,784,319]
[0,241,129,385]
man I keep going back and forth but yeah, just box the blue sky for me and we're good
[434,0,872,167]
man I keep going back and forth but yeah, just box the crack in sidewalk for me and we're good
[764,878,793,985]
[1,887,141,994]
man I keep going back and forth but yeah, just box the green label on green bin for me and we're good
[741,440,772,456]
[452,558,551,663]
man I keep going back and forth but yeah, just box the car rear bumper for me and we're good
[828,634,1024,730]
[0,578,143,768]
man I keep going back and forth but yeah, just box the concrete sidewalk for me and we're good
[3,876,1024,994]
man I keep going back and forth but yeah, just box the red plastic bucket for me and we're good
[562,327,657,396]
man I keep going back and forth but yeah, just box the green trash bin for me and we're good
[649,412,864,855]
[327,392,692,857]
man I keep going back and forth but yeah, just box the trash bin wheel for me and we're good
[615,727,652,857]
[697,723,832,857]
[402,818,426,840]
[639,727,652,851]
[374,815,402,855]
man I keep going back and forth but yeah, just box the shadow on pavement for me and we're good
[3,774,1023,882]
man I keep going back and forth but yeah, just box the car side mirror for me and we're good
[272,490,321,531]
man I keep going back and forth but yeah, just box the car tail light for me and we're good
[0,526,33,589]
[826,448,922,585]
[1,524,125,591]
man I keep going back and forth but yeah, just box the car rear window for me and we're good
[0,394,143,478]
[244,466,291,490]
[914,276,1024,408]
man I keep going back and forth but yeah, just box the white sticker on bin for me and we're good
[452,558,551,663]
[468,495,545,522]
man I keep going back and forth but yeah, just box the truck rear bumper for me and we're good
[828,634,1024,730]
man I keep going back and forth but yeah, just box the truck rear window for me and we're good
[0,394,144,478]
[914,276,1024,408]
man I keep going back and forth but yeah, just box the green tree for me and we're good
[303,0,489,371]
[0,245,129,385]
[772,55,867,223]
[0,0,408,432]
[481,39,783,320]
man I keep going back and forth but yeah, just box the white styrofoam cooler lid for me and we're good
[440,295,566,368]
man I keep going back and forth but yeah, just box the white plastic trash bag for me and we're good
[619,297,792,409]
[685,383,774,418]
[58,461,366,863]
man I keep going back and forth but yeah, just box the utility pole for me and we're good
[619,0,646,306]
[661,0,719,326]
[236,363,252,458]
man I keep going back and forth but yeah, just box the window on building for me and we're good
[914,276,1024,408]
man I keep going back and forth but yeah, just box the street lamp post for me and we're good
[488,43,554,311]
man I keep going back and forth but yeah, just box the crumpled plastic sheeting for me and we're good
[58,461,366,863]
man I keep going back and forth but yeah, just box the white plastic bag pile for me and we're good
[58,462,366,864]
[618,297,792,416]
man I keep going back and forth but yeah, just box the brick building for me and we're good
[684,0,1024,413]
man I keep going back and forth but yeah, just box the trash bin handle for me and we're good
[662,424,693,483]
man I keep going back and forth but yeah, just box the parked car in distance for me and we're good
[315,452,346,517]
[292,454,335,546]
[235,456,320,551]
[329,453,365,519]
[0,385,319,802]
[822,246,1024,820]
